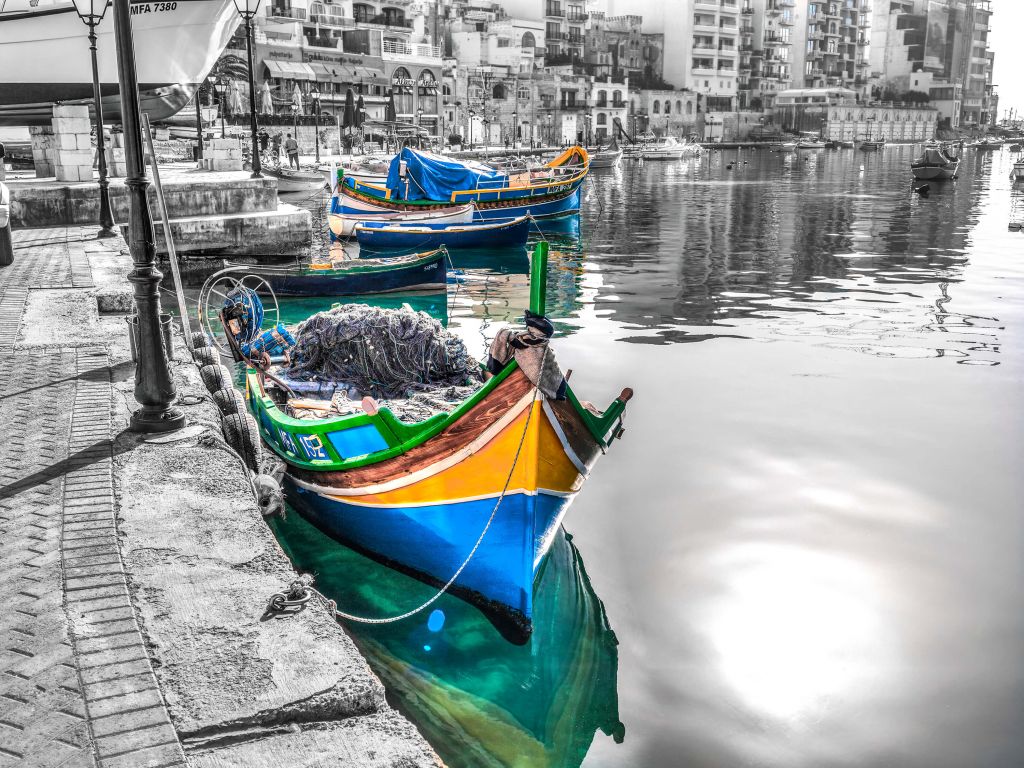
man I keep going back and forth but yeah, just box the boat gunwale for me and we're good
[353,215,529,236]
[225,248,444,278]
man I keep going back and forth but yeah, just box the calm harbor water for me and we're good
[248,146,1022,767]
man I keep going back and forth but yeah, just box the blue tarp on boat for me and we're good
[386,148,507,202]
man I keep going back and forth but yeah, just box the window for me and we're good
[497,38,510,48]
[492,83,507,100]
[664,101,671,114]
[522,31,536,48]
[676,100,682,112]
[596,113,607,125]
[392,67,413,115]
[686,101,693,115]
[653,100,660,114]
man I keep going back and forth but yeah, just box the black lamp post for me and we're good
[512,110,518,148]
[214,78,227,138]
[291,102,298,140]
[231,0,263,177]
[585,113,592,147]
[310,85,321,162]
[468,108,475,149]
[71,0,115,238]
[112,0,185,433]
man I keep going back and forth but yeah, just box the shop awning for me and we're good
[263,60,317,81]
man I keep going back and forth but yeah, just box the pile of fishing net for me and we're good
[285,304,482,399]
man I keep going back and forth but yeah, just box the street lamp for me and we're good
[231,0,263,178]
[290,102,298,140]
[111,0,184,432]
[310,84,321,163]
[512,109,518,148]
[214,78,227,138]
[546,113,553,146]
[468,108,475,149]
[584,112,592,147]
[71,0,115,237]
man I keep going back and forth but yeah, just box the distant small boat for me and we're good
[1010,160,1024,183]
[911,143,960,181]
[589,138,623,168]
[328,202,476,238]
[223,250,447,297]
[1009,144,1022,153]
[264,166,327,194]
[776,141,798,152]
[641,136,688,160]
[356,215,531,252]
[796,133,826,149]
[859,138,885,151]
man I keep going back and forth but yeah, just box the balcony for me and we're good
[546,3,565,18]
[559,100,586,110]
[382,40,442,60]
[694,0,721,9]
[693,16,718,33]
[742,2,754,12]
[567,11,587,22]
[568,34,583,45]
[267,5,306,21]
[310,11,354,28]
[612,99,627,108]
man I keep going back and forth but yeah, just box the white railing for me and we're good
[382,40,442,59]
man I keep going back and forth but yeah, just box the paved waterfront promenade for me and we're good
[0,227,442,767]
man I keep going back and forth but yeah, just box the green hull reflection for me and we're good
[271,511,624,768]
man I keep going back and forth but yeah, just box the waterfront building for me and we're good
[627,89,700,138]
[774,86,937,141]
[497,0,591,65]
[215,0,446,135]
[589,74,629,143]
[787,0,870,97]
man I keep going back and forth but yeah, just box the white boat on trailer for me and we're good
[0,0,238,126]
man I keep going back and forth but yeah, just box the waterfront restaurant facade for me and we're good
[774,88,938,143]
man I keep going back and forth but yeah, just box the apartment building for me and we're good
[499,0,591,64]
[738,0,796,110]
[231,0,446,133]
[790,0,870,94]
[584,13,665,86]
[865,0,995,128]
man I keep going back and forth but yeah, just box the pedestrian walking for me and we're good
[284,133,299,169]
[258,128,269,156]
[0,141,6,181]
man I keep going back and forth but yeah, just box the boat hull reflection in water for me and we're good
[271,511,623,768]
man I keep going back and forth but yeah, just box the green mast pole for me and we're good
[529,240,548,316]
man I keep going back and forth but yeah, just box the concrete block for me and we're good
[224,148,241,160]
[211,158,242,172]
[77,133,95,151]
[34,163,54,178]
[57,149,94,167]
[51,116,92,134]
[57,133,80,151]
[77,166,95,181]
[53,104,90,119]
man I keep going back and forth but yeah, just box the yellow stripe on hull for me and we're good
[322,401,584,508]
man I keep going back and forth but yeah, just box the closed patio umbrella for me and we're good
[260,80,274,115]
[291,83,304,114]
[342,88,356,130]
[355,94,365,128]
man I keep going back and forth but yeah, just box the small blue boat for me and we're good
[225,249,447,297]
[355,215,531,253]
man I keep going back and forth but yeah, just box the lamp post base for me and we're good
[130,405,186,433]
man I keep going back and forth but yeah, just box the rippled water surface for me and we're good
[270,146,1024,768]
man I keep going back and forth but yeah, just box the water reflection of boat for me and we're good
[0,0,238,126]
[272,509,625,768]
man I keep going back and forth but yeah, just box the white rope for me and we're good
[318,378,541,625]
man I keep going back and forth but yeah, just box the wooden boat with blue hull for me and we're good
[225,250,447,297]
[242,244,632,643]
[333,146,588,222]
[355,216,530,253]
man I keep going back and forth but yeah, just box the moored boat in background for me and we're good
[911,142,961,181]
[355,215,531,253]
[328,202,476,239]
[264,166,328,195]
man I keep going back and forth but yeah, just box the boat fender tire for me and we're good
[222,411,261,473]
[193,346,218,368]
[212,386,246,416]
[253,473,285,518]
[200,363,232,394]
[191,331,212,350]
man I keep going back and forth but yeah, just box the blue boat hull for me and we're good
[357,217,531,253]
[287,483,572,643]
[259,257,447,297]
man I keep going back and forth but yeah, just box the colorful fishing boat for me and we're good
[240,244,632,642]
[223,249,447,297]
[355,215,530,253]
[911,143,961,181]
[333,146,589,222]
[328,202,475,239]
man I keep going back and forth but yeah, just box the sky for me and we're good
[989,1,1022,120]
